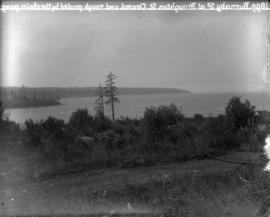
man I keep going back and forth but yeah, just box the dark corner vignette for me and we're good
[1,0,270,217]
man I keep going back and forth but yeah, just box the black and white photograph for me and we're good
[1,1,270,216]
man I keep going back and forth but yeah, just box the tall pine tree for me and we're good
[104,72,119,122]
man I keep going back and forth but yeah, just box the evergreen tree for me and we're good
[95,84,105,118]
[104,72,119,122]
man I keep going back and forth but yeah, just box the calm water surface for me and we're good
[6,92,270,123]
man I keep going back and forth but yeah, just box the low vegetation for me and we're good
[0,96,266,176]
[85,165,267,217]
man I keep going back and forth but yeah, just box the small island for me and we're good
[3,97,61,109]
[1,86,61,109]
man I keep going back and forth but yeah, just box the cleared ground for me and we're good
[0,146,263,216]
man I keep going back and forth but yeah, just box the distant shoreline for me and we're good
[4,102,63,110]
[3,99,61,109]
[60,91,191,98]
[2,87,190,109]
[3,86,190,98]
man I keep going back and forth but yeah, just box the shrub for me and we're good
[167,120,199,144]
[97,129,132,151]
[0,99,17,135]
[42,116,67,139]
[225,97,257,135]
[93,115,112,132]
[202,115,240,150]
[143,103,184,141]
[68,109,94,136]
[193,113,204,122]
[24,119,44,147]
[24,116,94,162]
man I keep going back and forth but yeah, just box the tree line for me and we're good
[1,85,60,101]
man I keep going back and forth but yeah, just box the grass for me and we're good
[1,130,269,217]
[82,166,268,217]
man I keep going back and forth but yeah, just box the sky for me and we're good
[1,7,268,92]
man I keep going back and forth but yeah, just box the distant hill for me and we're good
[2,87,190,99]
[117,87,190,95]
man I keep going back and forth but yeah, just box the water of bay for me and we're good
[6,92,270,124]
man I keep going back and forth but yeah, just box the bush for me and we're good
[24,119,44,147]
[0,99,17,135]
[42,116,67,139]
[202,115,241,150]
[24,116,94,162]
[225,97,257,135]
[143,103,184,141]
[93,115,112,132]
[193,113,204,122]
[166,120,199,144]
[68,109,94,136]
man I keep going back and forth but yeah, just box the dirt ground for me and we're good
[0,145,264,216]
